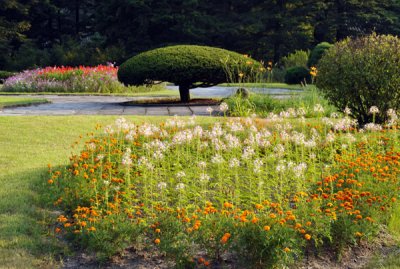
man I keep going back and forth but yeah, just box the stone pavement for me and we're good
[0,95,219,116]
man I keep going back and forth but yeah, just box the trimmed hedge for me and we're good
[316,33,400,124]
[284,66,311,84]
[118,45,261,101]
[307,42,333,67]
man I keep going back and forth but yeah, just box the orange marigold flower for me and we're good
[306,221,312,226]
[48,179,54,184]
[356,215,363,220]
[304,234,312,240]
[263,225,271,231]
[55,227,61,233]
[88,226,96,232]
[223,202,233,208]
[155,229,161,233]
[251,217,259,224]
[284,247,291,253]
[295,223,302,229]
[220,233,231,244]
[255,203,264,210]
[355,232,363,237]
[269,213,276,219]
[154,238,161,244]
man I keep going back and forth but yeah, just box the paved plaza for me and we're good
[0,95,219,116]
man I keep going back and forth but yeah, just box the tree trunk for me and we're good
[179,84,190,102]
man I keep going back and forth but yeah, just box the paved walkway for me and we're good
[0,95,219,116]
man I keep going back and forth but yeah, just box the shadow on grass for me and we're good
[0,166,70,268]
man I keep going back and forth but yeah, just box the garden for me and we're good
[1,33,400,269]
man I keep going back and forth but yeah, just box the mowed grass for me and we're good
[0,116,219,268]
[0,115,399,268]
[0,97,49,108]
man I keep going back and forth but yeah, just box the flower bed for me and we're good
[2,65,163,93]
[47,111,400,267]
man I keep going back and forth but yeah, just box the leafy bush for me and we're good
[1,65,164,93]
[316,33,400,124]
[118,45,263,102]
[282,50,310,69]
[307,42,333,67]
[0,71,16,83]
[284,66,311,84]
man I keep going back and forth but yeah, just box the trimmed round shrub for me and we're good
[284,66,311,84]
[316,33,400,125]
[118,45,261,102]
[307,42,333,67]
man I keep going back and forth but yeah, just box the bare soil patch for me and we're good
[60,230,400,269]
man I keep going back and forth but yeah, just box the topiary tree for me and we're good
[118,45,261,102]
[307,42,333,67]
[316,33,400,125]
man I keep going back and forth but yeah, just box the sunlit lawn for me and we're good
[0,97,48,108]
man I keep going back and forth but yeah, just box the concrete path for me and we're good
[0,95,219,116]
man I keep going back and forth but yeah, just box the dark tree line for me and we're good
[1,0,399,70]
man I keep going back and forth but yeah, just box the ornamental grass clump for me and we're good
[48,109,400,267]
[316,33,400,125]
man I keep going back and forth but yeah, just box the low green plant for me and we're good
[225,86,337,118]
[284,66,311,85]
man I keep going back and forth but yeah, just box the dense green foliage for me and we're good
[281,50,309,69]
[307,42,333,67]
[0,71,16,83]
[316,33,400,124]
[284,66,311,85]
[1,0,400,70]
[118,45,261,101]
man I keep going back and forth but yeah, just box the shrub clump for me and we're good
[281,50,309,69]
[316,33,400,124]
[284,66,311,84]
[118,45,263,102]
[0,71,16,83]
[307,42,333,67]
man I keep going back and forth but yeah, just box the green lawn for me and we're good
[0,97,49,108]
[0,115,399,269]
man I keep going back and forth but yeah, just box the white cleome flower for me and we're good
[219,102,229,112]
[157,182,167,190]
[176,183,185,190]
[229,158,240,168]
[369,106,380,114]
